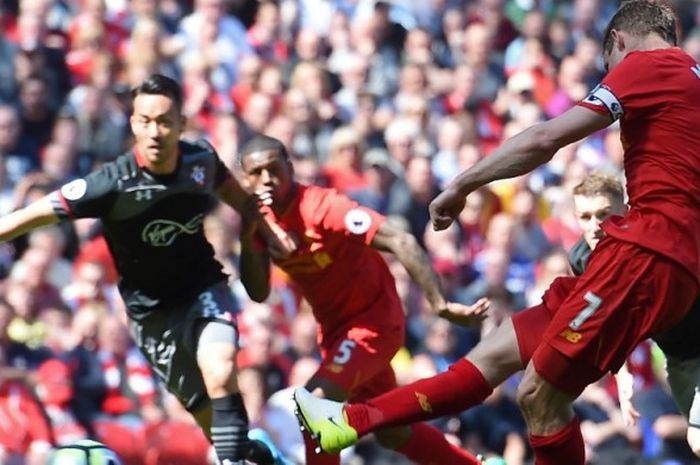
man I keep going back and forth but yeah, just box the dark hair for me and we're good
[239,134,288,163]
[573,172,624,203]
[603,0,678,54]
[131,74,183,112]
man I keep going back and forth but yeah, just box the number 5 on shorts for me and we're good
[570,291,602,330]
[333,339,357,365]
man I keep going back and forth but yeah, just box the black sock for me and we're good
[211,393,250,463]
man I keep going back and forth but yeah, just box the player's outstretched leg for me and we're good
[294,358,493,453]
[294,388,506,465]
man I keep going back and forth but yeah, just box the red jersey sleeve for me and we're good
[315,190,385,245]
[577,52,656,121]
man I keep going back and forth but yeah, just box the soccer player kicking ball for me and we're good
[238,135,491,465]
[294,2,700,465]
[294,172,700,460]
[0,74,294,465]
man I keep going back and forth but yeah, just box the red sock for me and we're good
[303,430,340,465]
[345,358,493,436]
[529,418,584,465]
[396,423,481,465]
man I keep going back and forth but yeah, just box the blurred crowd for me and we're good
[2,0,700,464]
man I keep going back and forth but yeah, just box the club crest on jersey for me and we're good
[191,165,206,186]
[142,213,205,247]
[344,208,372,235]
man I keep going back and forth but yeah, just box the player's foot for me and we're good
[293,387,358,454]
[247,439,275,465]
[248,428,292,465]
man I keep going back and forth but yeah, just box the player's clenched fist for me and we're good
[241,194,297,259]
[429,186,467,231]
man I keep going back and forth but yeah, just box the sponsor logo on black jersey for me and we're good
[141,213,205,246]
[125,184,166,202]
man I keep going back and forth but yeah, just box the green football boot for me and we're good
[293,387,359,454]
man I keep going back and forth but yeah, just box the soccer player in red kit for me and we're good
[294,2,700,465]
[238,135,490,465]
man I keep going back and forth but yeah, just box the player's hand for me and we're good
[263,218,298,260]
[616,369,640,426]
[429,186,467,231]
[438,298,490,327]
[242,193,297,259]
[255,188,274,208]
[619,397,640,427]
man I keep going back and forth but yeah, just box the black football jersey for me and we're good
[50,140,231,317]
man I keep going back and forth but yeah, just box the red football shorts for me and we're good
[513,275,579,364]
[513,304,552,365]
[532,238,697,397]
[316,311,404,402]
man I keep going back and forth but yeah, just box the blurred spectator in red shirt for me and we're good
[35,358,89,445]
[0,378,53,465]
[237,322,293,396]
[322,126,367,193]
[247,0,288,62]
[96,315,161,427]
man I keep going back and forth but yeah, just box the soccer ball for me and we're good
[48,440,122,465]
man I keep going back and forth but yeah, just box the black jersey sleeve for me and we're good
[568,238,591,276]
[50,165,119,219]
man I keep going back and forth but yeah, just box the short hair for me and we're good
[131,74,183,112]
[573,172,624,203]
[603,0,678,54]
[239,134,288,163]
[328,126,365,158]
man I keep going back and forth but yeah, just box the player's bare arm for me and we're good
[0,196,61,243]
[239,195,273,303]
[216,173,251,213]
[371,221,488,327]
[614,361,641,427]
[430,106,612,230]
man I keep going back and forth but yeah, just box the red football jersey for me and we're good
[578,48,700,280]
[266,185,404,336]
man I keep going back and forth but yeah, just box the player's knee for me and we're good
[198,353,236,391]
[203,364,236,391]
[516,372,545,421]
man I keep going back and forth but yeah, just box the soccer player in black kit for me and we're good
[0,74,290,465]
